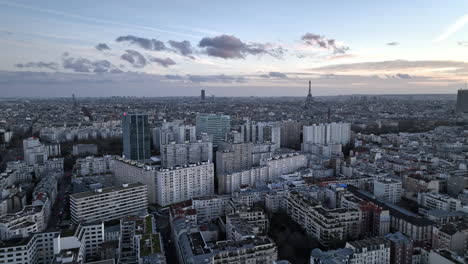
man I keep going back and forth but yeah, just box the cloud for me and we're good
[62,55,120,73]
[165,74,184,80]
[387,42,399,46]
[95,43,111,51]
[15,62,59,71]
[121,50,147,68]
[458,41,468,47]
[309,60,468,80]
[188,74,245,83]
[149,56,176,67]
[301,33,349,54]
[395,73,412,79]
[260,72,288,78]
[198,34,284,59]
[168,40,195,58]
[116,35,166,51]
[434,14,468,42]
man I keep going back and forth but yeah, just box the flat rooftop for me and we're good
[70,182,146,200]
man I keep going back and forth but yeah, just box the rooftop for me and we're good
[70,182,146,199]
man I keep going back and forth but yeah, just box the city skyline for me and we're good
[2,0,468,97]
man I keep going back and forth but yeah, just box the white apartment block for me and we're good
[113,157,158,203]
[240,121,281,149]
[70,183,148,224]
[74,155,114,177]
[156,162,214,206]
[345,237,391,264]
[45,143,61,157]
[74,222,105,261]
[0,205,46,240]
[0,231,59,264]
[23,137,48,166]
[160,140,212,168]
[285,191,361,247]
[191,195,231,223]
[0,222,105,264]
[114,157,215,206]
[301,142,342,157]
[261,153,308,179]
[216,142,253,177]
[373,178,402,204]
[303,122,351,145]
[418,192,462,211]
[219,166,269,194]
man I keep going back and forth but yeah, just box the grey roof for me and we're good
[70,182,146,199]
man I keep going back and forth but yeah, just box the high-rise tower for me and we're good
[122,112,151,162]
[305,80,313,109]
[201,89,206,101]
[196,113,231,146]
[456,89,468,113]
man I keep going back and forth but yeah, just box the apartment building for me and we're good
[70,183,148,224]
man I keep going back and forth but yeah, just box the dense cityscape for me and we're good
[0,87,467,264]
[3,1,468,263]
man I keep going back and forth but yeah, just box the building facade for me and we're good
[70,183,148,223]
[122,113,151,162]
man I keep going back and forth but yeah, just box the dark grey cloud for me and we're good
[395,73,411,79]
[15,62,59,71]
[260,71,288,78]
[121,50,147,68]
[62,55,120,73]
[199,34,284,59]
[188,74,245,83]
[168,40,195,58]
[301,33,349,54]
[116,35,166,51]
[149,57,176,67]
[387,42,399,46]
[95,43,111,51]
[110,68,124,73]
[458,41,468,47]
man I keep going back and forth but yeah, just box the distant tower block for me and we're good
[72,93,77,108]
[201,89,206,101]
[304,80,314,109]
[456,89,468,113]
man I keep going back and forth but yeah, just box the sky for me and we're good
[1,0,468,97]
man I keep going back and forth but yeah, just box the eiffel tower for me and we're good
[304,80,313,109]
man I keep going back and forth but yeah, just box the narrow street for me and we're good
[48,171,72,229]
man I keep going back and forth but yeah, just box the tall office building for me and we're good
[196,113,231,146]
[122,113,151,162]
[201,89,206,101]
[456,89,468,113]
